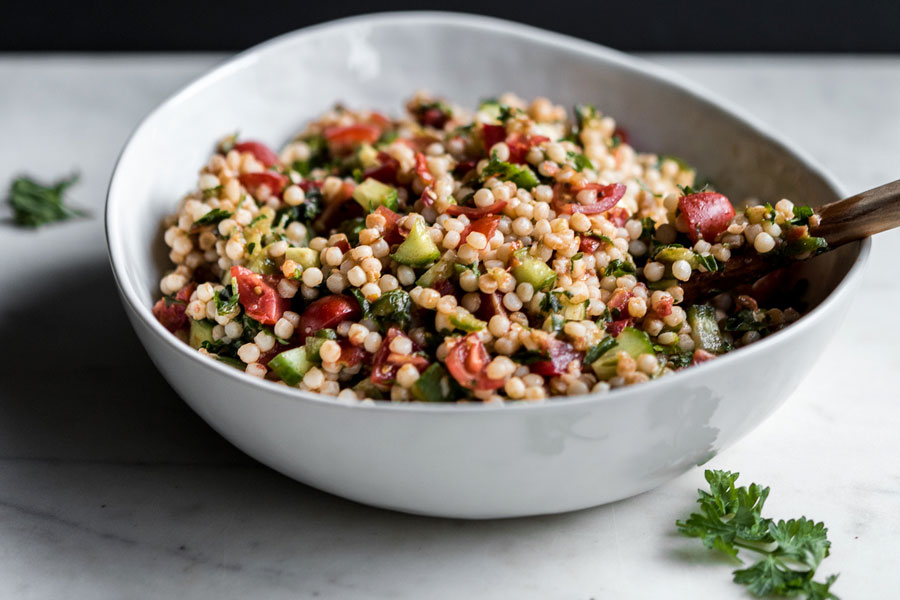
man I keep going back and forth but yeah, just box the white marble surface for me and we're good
[0,53,898,599]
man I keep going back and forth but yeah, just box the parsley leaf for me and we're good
[604,259,636,278]
[677,470,839,599]
[583,337,617,366]
[566,150,593,172]
[9,174,85,227]
[191,208,233,231]
[214,278,240,316]
[724,309,769,333]
[678,183,712,196]
[695,253,720,273]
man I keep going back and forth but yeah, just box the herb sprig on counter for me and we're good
[9,174,85,227]
[677,469,839,599]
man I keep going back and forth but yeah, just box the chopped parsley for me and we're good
[790,204,816,226]
[695,253,720,273]
[191,208,232,230]
[724,309,769,333]
[678,183,712,196]
[677,469,838,599]
[9,174,85,227]
[202,185,222,199]
[604,259,636,278]
[214,278,240,316]
[566,150,593,172]
[583,337,617,366]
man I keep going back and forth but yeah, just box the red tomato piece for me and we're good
[433,279,457,298]
[239,171,288,198]
[445,333,505,391]
[678,192,735,243]
[605,318,632,337]
[338,340,367,367]
[314,181,360,232]
[233,141,280,168]
[453,160,478,176]
[480,124,506,153]
[415,152,435,186]
[607,206,629,227]
[579,236,601,254]
[417,107,450,129]
[692,349,717,365]
[606,288,633,312]
[654,294,674,317]
[531,340,583,376]
[612,126,629,145]
[375,205,404,245]
[370,328,429,386]
[297,294,361,342]
[362,152,399,184]
[506,133,549,164]
[323,124,381,152]
[152,298,188,332]
[459,214,502,245]
[174,282,196,304]
[554,182,626,215]
[445,200,507,219]
[475,292,507,322]
[230,266,290,326]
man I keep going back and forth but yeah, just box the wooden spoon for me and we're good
[679,178,900,303]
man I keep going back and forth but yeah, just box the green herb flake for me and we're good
[604,259,636,278]
[214,278,240,316]
[9,174,85,227]
[583,337,617,366]
[566,151,593,172]
[191,208,233,230]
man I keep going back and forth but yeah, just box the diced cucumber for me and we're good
[269,346,312,385]
[391,217,441,267]
[647,277,678,291]
[591,327,654,380]
[561,295,587,321]
[687,304,729,354]
[353,378,385,400]
[411,363,449,403]
[449,309,486,332]
[352,177,399,212]
[416,251,457,287]
[357,143,380,168]
[304,329,338,363]
[654,246,699,268]
[782,235,827,258]
[189,319,214,349]
[512,248,557,291]
[284,246,320,269]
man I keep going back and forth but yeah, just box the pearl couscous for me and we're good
[152,93,825,403]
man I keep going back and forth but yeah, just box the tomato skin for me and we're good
[152,298,188,332]
[415,152,435,186]
[605,318,632,337]
[314,181,360,232]
[554,182,626,215]
[679,192,735,243]
[475,291,507,321]
[239,171,288,198]
[692,349,716,365]
[531,340,582,376]
[579,236,601,254]
[454,160,478,176]
[297,294,361,342]
[371,328,429,386]
[480,124,506,152]
[339,340,367,367]
[506,133,549,164]
[445,200,507,219]
[459,214,502,244]
[233,141,280,168]
[654,294,674,317]
[607,206,629,227]
[174,282,196,304]
[230,266,290,326]
[374,205,404,245]
[445,333,505,391]
[323,124,381,152]
[362,151,399,184]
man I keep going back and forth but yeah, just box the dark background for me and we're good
[4,0,900,52]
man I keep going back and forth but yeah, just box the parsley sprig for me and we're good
[9,174,85,227]
[677,470,839,599]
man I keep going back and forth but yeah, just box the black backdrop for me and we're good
[4,0,900,52]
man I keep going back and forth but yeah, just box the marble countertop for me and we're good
[1,53,898,599]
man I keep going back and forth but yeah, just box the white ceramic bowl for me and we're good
[106,12,868,518]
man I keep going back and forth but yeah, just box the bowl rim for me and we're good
[105,10,870,414]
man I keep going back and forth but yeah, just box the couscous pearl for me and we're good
[754,232,776,253]
[237,343,260,364]
[347,266,367,287]
[672,259,692,282]
[303,367,324,389]
[389,335,413,355]
[273,318,295,340]
[396,363,421,388]
[283,311,301,328]
[505,377,526,399]
[302,267,323,288]
[364,331,383,353]
[502,292,523,312]
[466,231,488,251]
[319,340,342,363]
[254,331,276,352]
[474,188,495,208]
[643,261,665,282]
[489,315,511,337]
[245,362,267,378]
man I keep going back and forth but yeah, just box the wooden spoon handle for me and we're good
[811,178,900,247]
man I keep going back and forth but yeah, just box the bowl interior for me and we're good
[108,12,861,367]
